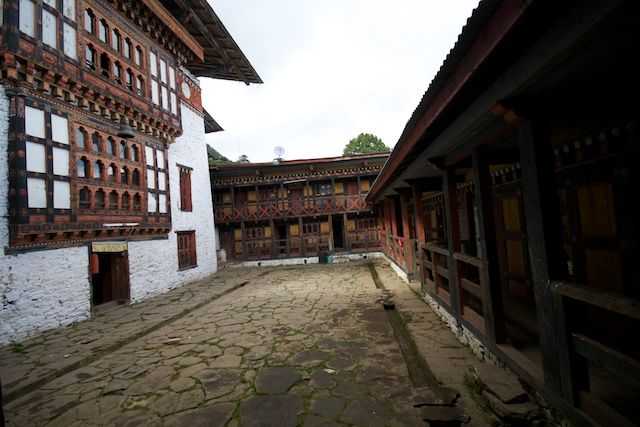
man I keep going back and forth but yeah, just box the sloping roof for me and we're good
[203,109,223,133]
[214,152,390,170]
[162,0,262,84]
[368,0,528,201]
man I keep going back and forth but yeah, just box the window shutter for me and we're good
[179,168,192,211]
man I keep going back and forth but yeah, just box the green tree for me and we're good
[343,133,390,155]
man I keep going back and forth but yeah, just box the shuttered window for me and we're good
[179,167,192,212]
[177,231,197,269]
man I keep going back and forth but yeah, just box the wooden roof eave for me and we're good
[141,0,204,62]
[171,0,262,84]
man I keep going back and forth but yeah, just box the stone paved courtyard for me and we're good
[1,262,499,426]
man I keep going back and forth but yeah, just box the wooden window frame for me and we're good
[177,230,197,270]
[179,166,192,212]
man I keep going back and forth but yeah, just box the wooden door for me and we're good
[112,252,130,302]
[493,183,539,340]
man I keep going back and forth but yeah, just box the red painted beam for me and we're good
[368,0,527,201]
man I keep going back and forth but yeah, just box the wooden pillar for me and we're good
[443,168,461,318]
[472,148,504,344]
[270,218,276,258]
[328,214,334,252]
[400,191,414,275]
[517,120,572,400]
[279,183,285,212]
[299,217,304,256]
[240,221,247,261]
[412,185,426,244]
[343,213,349,251]
[230,187,236,211]
[399,192,412,239]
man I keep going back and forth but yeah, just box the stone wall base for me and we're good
[227,251,385,269]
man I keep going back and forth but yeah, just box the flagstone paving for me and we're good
[0,267,266,404]
[3,263,434,426]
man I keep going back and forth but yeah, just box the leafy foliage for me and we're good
[343,133,390,156]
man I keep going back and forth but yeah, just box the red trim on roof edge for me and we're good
[368,0,528,202]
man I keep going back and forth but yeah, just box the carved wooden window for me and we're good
[120,167,129,184]
[63,22,76,59]
[95,189,105,208]
[151,80,159,105]
[19,0,36,37]
[119,141,128,159]
[179,167,192,212]
[84,9,95,34]
[122,192,130,210]
[62,0,74,20]
[111,28,121,52]
[135,46,143,67]
[147,192,157,213]
[145,145,168,214]
[75,128,86,149]
[112,61,121,82]
[106,138,115,155]
[79,187,91,209]
[124,38,132,59]
[303,223,320,235]
[91,132,101,152]
[149,51,178,115]
[177,231,197,269]
[85,45,96,69]
[100,53,111,78]
[136,76,145,97]
[133,193,141,210]
[126,69,133,91]
[76,158,88,178]
[132,169,140,186]
[108,191,118,209]
[94,160,103,179]
[24,104,70,210]
[42,8,57,48]
[98,19,108,43]
[107,164,117,182]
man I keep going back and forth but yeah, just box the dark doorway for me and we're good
[275,223,288,257]
[332,216,344,251]
[492,178,542,372]
[91,252,130,306]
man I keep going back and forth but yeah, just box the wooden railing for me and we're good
[215,194,370,223]
[384,234,416,276]
[234,234,333,261]
[346,229,382,252]
[421,243,451,304]
[453,251,485,333]
[551,282,640,426]
[418,243,486,332]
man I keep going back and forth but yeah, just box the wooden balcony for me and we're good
[232,229,382,261]
[215,194,371,223]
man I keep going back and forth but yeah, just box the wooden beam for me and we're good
[552,282,640,321]
[472,148,504,344]
[517,120,574,401]
[141,0,204,61]
[443,168,461,318]
[573,334,640,389]
[172,0,248,83]
[405,177,442,192]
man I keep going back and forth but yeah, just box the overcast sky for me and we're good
[201,1,479,163]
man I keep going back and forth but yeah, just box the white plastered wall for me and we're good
[128,102,217,301]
